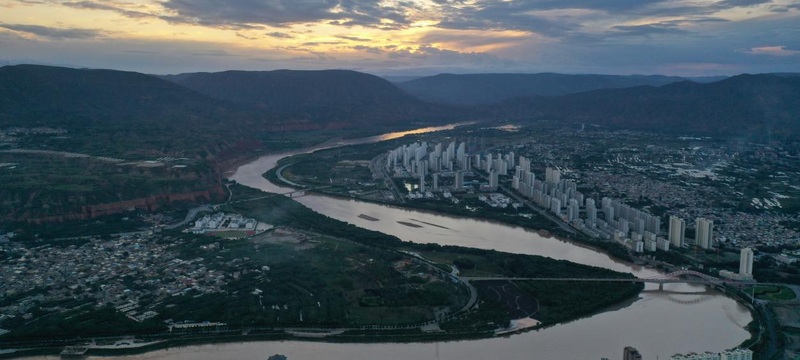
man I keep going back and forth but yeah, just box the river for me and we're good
[36,124,753,360]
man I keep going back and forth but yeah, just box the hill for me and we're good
[0,65,231,126]
[396,73,693,105]
[496,74,800,138]
[161,70,452,127]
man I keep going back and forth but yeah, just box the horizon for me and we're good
[1,61,795,79]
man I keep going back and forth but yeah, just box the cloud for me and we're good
[611,23,690,37]
[419,31,528,48]
[352,45,384,54]
[301,41,345,46]
[384,45,516,69]
[336,35,371,42]
[433,1,579,37]
[742,45,800,56]
[0,23,105,39]
[266,31,294,39]
[160,0,415,30]
[191,49,236,57]
[716,0,773,8]
[63,1,152,19]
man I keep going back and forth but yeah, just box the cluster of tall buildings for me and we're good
[670,348,753,360]
[388,142,723,256]
[668,216,716,250]
[504,160,667,254]
[387,140,469,178]
[387,139,478,193]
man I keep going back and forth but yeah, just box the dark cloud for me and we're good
[63,1,152,18]
[0,23,104,39]
[160,0,414,30]
[433,1,580,37]
[433,0,667,13]
[611,23,689,37]
[235,32,258,40]
[336,35,370,41]
[716,0,773,8]
[352,45,384,54]
[302,41,345,46]
[266,31,294,39]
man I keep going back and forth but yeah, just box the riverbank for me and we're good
[0,285,647,360]
[265,163,636,267]
[36,123,749,360]
[1,183,646,359]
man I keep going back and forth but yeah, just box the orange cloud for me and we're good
[744,46,800,56]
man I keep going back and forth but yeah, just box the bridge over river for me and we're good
[461,270,769,290]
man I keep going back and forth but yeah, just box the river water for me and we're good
[34,124,753,360]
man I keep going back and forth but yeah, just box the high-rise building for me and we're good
[587,203,598,227]
[550,198,561,215]
[624,346,642,360]
[545,167,561,184]
[419,174,426,193]
[740,248,754,276]
[433,174,439,192]
[455,171,464,191]
[720,349,753,360]
[672,348,752,360]
[696,218,714,249]
[669,216,686,248]
[568,199,580,222]
[489,170,498,191]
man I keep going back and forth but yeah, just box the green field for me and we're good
[745,285,797,301]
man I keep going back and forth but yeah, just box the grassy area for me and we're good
[158,230,468,327]
[225,184,643,329]
[745,285,797,301]
[2,182,646,344]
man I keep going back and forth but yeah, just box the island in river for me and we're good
[0,184,642,358]
[0,124,755,360]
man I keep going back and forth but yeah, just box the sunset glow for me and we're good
[1,0,798,75]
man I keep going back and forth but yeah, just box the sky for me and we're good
[0,0,799,76]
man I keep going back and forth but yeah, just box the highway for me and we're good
[498,182,577,235]
[371,153,405,203]
[275,163,305,188]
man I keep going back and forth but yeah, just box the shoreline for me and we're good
[0,285,646,360]
[265,165,640,272]
[1,123,761,359]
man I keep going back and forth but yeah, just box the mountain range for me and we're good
[0,65,228,125]
[395,73,725,105]
[496,74,800,138]
[1,65,798,139]
[159,70,450,128]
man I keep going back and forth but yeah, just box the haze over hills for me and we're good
[396,73,700,105]
[0,65,229,125]
[2,65,798,140]
[0,65,462,144]
[160,70,451,128]
[497,74,800,139]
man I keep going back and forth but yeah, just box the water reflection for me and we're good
[218,124,755,359]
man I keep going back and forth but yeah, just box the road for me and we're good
[275,163,305,188]
[499,183,577,235]
[166,204,212,229]
[474,168,576,235]
[371,153,405,203]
